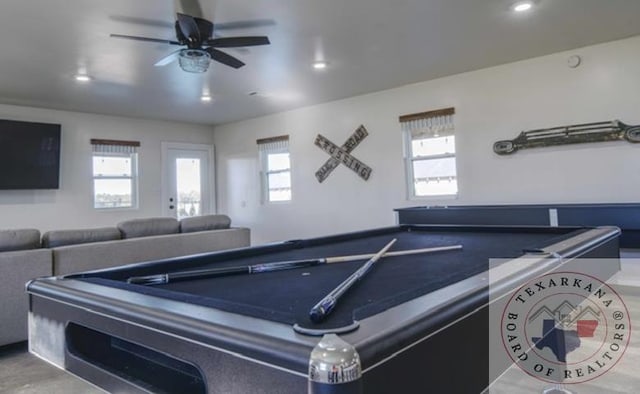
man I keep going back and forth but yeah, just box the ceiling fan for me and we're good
[111,13,270,73]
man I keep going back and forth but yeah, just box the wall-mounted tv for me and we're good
[0,119,61,190]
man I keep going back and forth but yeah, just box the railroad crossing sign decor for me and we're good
[314,125,372,183]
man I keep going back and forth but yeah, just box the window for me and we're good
[400,108,457,198]
[257,135,291,202]
[91,139,139,209]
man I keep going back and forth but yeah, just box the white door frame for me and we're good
[161,142,215,218]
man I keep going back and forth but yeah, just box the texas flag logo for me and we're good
[529,302,600,363]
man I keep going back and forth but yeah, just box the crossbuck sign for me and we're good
[314,125,372,183]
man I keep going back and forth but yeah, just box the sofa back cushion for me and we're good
[42,227,121,248]
[117,217,180,239]
[180,214,232,233]
[53,228,251,275]
[0,229,41,252]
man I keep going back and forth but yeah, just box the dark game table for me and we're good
[27,224,621,393]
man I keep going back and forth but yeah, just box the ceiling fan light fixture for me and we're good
[178,49,211,73]
[201,94,212,102]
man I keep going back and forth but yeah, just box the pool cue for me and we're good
[126,243,462,285]
[309,239,397,323]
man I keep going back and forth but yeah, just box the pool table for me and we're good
[27,225,621,393]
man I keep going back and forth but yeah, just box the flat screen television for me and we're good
[0,119,61,190]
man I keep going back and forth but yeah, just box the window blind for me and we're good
[257,135,289,152]
[90,139,140,154]
[399,107,455,139]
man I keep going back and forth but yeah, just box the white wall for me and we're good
[0,104,214,232]
[214,35,640,245]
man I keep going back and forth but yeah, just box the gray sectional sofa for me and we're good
[0,215,250,346]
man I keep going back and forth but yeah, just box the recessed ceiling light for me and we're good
[512,1,533,12]
[201,94,212,102]
[313,61,328,70]
[74,74,91,82]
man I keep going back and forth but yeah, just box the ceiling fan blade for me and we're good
[177,13,201,42]
[212,34,250,54]
[195,17,213,39]
[154,50,182,66]
[205,48,245,69]
[110,34,181,45]
[206,36,270,48]
[214,19,276,31]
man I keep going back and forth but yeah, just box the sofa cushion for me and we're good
[0,229,41,252]
[42,227,121,248]
[53,228,251,275]
[0,248,52,345]
[117,217,180,239]
[180,214,232,233]
[0,248,52,344]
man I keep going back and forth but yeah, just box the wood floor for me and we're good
[0,342,102,394]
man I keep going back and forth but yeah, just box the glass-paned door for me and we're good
[163,143,213,219]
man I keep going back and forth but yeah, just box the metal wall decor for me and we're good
[315,125,372,182]
[493,120,640,155]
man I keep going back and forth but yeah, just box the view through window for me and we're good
[257,135,291,203]
[401,108,457,198]
[410,135,457,196]
[266,152,291,202]
[176,158,202,218]
[91,139,139,209]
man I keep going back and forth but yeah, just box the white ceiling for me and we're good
[0,0,639,126]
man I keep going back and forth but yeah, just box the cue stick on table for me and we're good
[309,238,397,323]
[126,243,463,285]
